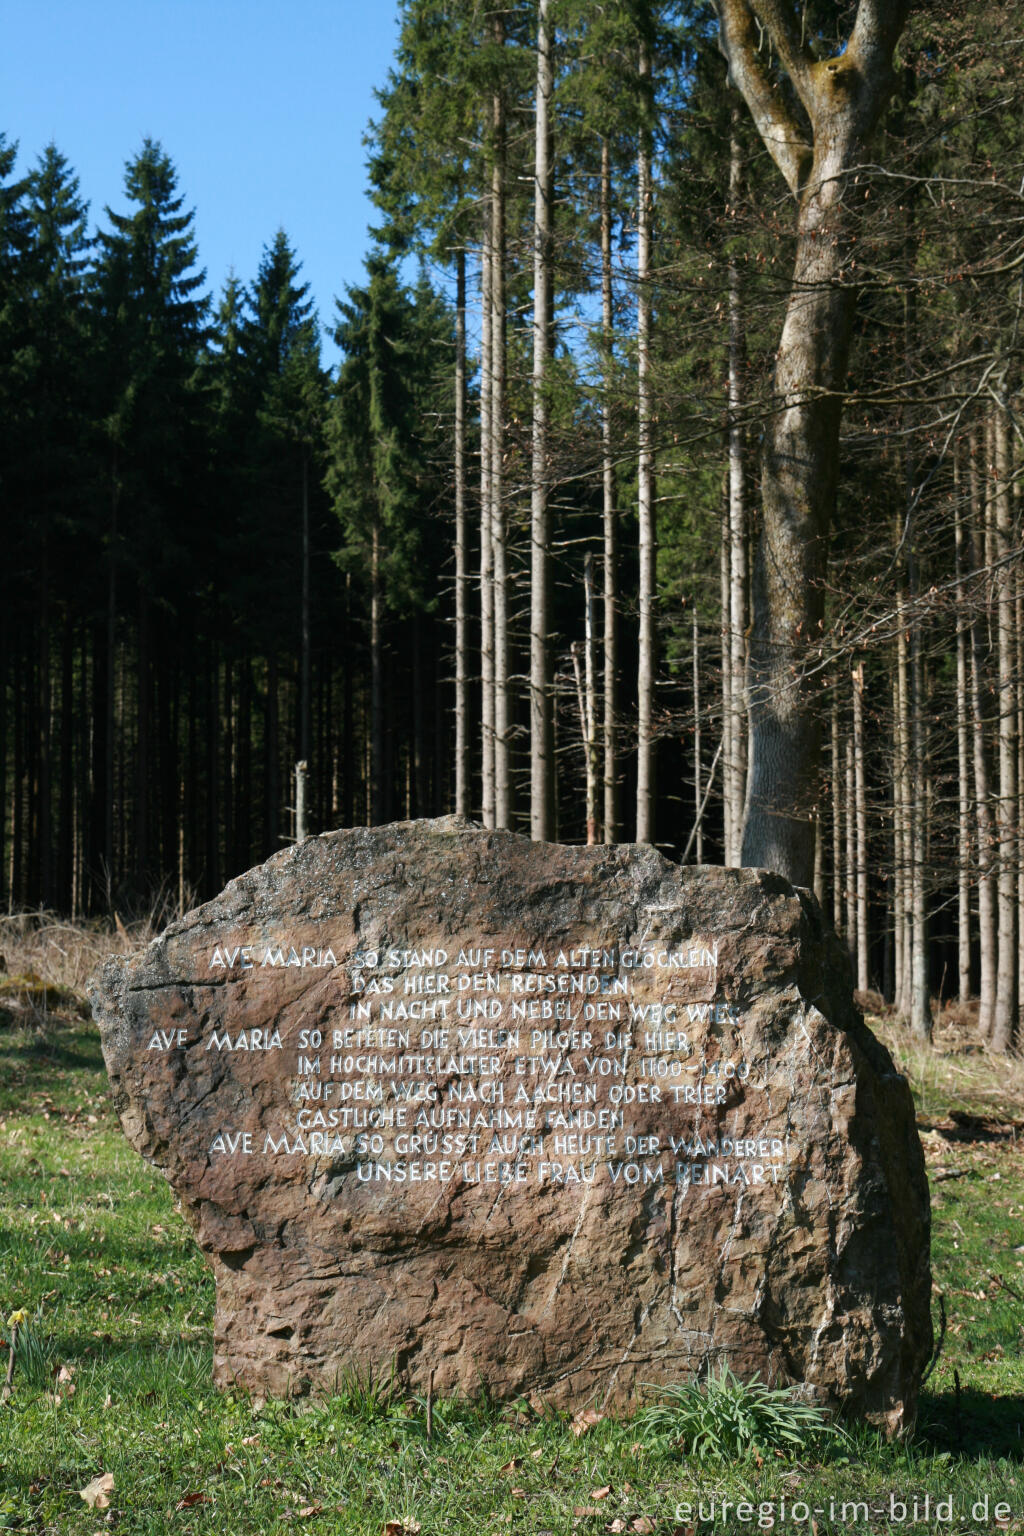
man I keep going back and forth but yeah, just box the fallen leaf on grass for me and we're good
[499,1457,522,1474]
[241,1433,261,1446]
[590,1487,612,1500]
[607,1521,628,1533]
[631,1520,655,1534]
[175,1493,211,1510]
[298,1506,323,1518]
[79,1473,114,1509]
[574,1508,604,1519]
[510,1488,527,1499]
[383,1522,421,1536]
[571,1407,605,1437]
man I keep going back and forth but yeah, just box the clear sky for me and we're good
[1,0,404,368]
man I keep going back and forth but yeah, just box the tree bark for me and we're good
[954,473,973,1004]
[635,37,656,845]
[992,396,1018,1052]
[852,660,869,992]
[491,15,512,832]
[717,0,910,883]
[530,0,555,841]
[693,608,704,864]
[454,248,470,818]
[479,206,495,828]
[726,116,748,867]
[601,138,618,845]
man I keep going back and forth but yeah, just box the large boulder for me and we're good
[90,818,931,1429]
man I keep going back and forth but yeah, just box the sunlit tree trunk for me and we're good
[530,0,554,841]
[454,249,470,818]
[726,116,747,867]
[717,0,910,883]
[992,396,1018,1052]
[954,472,972,1003]
[968,430,996,1037]
[491,41,512,832]
[479,209,495,828]
[852,660,869,992]
[635,37,656,845]
[601,138,618,845]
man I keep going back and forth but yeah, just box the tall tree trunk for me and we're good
[894,605,911,1018]
[726,116,747,867]
[479,199,495,827]
[845,736,856,961]
[852,660,869,992]
[719,0,910,883]
[601,138,618,845]
[831,691,842,936]
[57,616,74,910]
[635,37,656,844]
[491,15,512,831]
[721,499,733,862]
[267,651,279,853]
[954,476,973,1004]
[530,0,554,840]
[37,539,52,907]
[370,522,386,825]
[454,248,470,818]
[967,432,996,1035]
[136,592,150,890]
[693,609,703,864]
[583,553,599,844]
[300,451,311,767]
[992,396,1018,1051]
[907,536,932,1041]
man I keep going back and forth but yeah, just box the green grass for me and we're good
[1,1005,1022,1534]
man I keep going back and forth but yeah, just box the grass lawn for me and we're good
[0,931,1022,1534]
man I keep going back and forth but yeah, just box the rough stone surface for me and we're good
[90,818,931,1428]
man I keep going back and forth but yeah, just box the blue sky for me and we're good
[2,0,404,367]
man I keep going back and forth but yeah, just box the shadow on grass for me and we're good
[918,1386,1024,1460]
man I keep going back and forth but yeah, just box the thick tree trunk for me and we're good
[635,38,656,845]
[601,138,618,845]
[718,0,910,884]
[454,248,470,818]
[530,0,554,841]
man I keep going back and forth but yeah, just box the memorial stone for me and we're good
[89,818,932,1430]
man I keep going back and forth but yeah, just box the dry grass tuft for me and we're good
[0,911,154,1025]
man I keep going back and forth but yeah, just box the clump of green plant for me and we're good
[1,1307,52,1396]
[638,1363,839,1460]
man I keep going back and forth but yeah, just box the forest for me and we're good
[2,0,1023,1051]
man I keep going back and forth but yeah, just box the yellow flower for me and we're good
[6,1309,27,1329]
